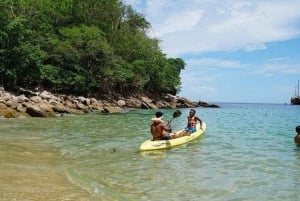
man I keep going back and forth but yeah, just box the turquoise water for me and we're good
[1,103,300,201]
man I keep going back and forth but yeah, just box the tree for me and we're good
[0,0,186,99]
[0,1,46,89]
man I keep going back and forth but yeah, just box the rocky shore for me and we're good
[0,87,219,118]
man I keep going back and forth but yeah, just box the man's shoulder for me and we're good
[151,117,164,124]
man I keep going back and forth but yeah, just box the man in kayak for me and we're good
[151,111,182,141]
[294,126,300,144]
[182,109,203,135]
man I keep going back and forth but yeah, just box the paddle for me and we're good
[165,110,182,135]
[167,110,182,124]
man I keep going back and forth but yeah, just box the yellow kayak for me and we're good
[139,122,206,151]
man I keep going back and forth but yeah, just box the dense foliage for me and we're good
[0,0,185,98]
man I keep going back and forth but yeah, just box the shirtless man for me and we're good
[150,112,173,141]
[185,109,203,134]
[177,109,203,136]
[294,126,300,144]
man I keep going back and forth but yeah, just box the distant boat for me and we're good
[291,80,300,105]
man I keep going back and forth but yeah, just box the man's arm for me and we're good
[196,116,203,129]
[162,123,172,133]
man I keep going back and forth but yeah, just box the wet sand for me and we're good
[0,136,91,201]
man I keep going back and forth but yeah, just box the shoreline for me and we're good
[0,87,219,118]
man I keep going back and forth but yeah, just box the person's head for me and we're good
[189,109,196,116]
[296,126,300,134]
[155,111,163,119]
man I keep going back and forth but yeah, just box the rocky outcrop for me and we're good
[198,101,220,108]
[0,87,219,118]
[0,88,104,118]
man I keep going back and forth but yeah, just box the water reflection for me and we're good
[140,150,167,159]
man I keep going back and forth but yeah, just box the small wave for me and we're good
[65,168,131,201]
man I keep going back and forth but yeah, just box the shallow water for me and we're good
[1,103,300,201]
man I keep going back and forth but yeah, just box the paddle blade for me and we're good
[173,110,182,118]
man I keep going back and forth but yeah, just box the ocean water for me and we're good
[1,103,300,201]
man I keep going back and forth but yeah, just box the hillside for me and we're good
[0,0,184,99]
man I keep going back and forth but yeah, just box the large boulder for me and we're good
[16,104,27,113]
[125,97,142,108]
[6,98,19,109]
[141,101,158,109]
[89,101,104,111]
[75,102,90,112]
[26,105,47,117]
[52,103,68,113]
[117,100,126,107]
[199,101,220,108]
[30,96,43,103]
[155,100,176,109]
[17,94,29,102]
[39,90,53,100]
[163,94,178,102]
[0,103,7,109]
[141,96,158,109]
[0,108,18,118]
[103,106,125,114]
[176,97,199,108]
[25,103,55,117]
[39,103,56,117]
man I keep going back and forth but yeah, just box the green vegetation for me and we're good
[0,0,185,98]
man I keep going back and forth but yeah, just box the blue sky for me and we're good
[124,0,300,103]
